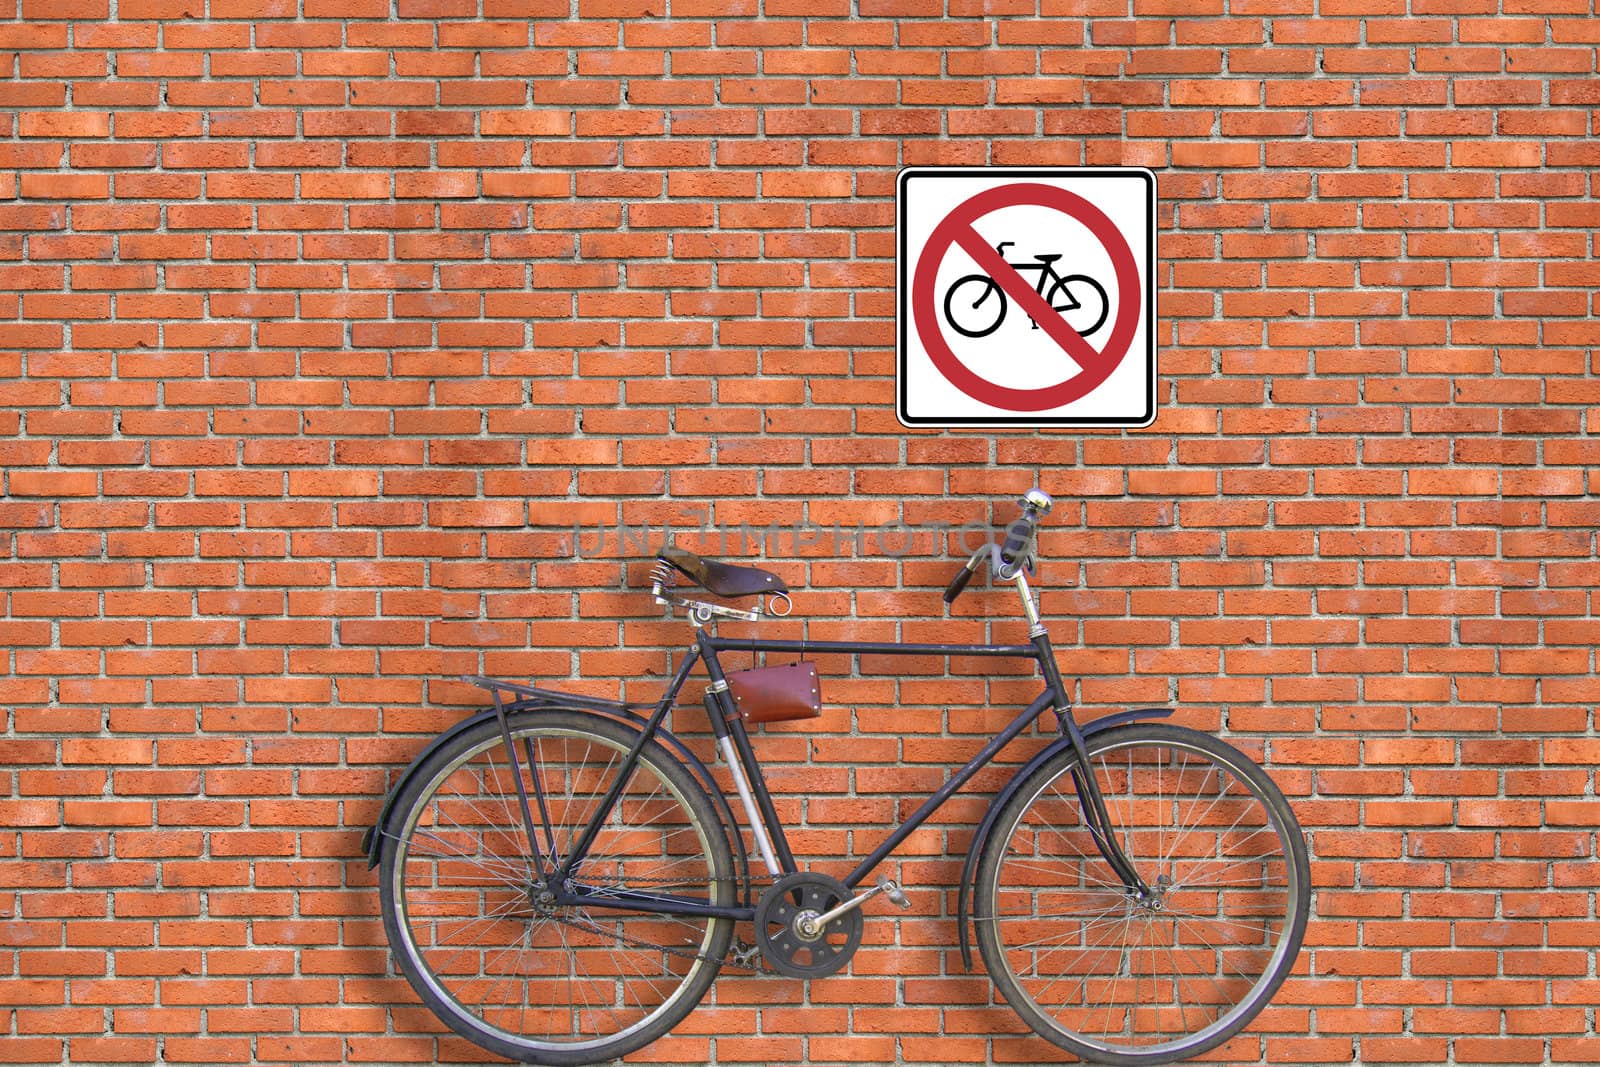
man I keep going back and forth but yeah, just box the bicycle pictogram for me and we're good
[941,240,1109,340]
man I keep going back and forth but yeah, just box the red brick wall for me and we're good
[3,1,1599,1063]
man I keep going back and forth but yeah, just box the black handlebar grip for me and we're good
[943,561,977,604]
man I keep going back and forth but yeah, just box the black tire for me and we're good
[943,274,1008,338]
[377,708,735,1065]
[975,723,1309,1065]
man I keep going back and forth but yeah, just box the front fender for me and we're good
[955,707,1173,972]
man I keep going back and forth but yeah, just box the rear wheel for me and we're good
[377,708,734,1065]
[1046,273,1109,339]
[943,274,1008,338]
[975,723,1309,1065]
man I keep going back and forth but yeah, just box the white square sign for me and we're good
[897,167,1157,428]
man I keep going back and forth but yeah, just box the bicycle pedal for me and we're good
[876,874,912,910]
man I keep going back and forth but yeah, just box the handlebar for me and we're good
[942,556,979,604]
[943,490,1053,605]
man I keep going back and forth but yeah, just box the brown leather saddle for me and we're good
[654,546,788,599]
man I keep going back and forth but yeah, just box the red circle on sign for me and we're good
[911,183,1142,412]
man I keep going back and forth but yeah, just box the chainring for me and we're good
[754,872,863,979]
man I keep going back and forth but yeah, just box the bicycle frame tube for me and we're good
[557,692,1061,917]
[705,636,1040,659]
[707,629,1149,895]
[700,642,796,877]
[558,687,1061,920]
[558,883,749,921]
[703,634,1048,864]
[1009,259,1058,294]
[552,623,1151,912]
[842,690,1056,889]
[551,644,702,885]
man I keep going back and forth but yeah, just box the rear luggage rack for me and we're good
[459,675,654,715]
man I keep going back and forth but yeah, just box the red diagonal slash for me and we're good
[950,225,1114,380]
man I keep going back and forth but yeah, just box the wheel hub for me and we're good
[1134,873,1172,913]
[527,878,561,915]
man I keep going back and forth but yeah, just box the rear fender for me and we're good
[955,707,1173,972]
[361,702,752,903]
[361,707,494,867]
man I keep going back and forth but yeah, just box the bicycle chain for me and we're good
[543,871,784,975]
[551,908,775,975]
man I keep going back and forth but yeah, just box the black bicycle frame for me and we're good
[542,628,1149,919]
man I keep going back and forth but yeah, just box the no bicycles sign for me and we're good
[897,168,1156,428]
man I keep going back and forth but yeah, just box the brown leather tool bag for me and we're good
[723,662,821,725]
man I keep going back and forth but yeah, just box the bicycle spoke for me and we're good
[418,896,539,989]
[1009,908,1135,952]
[406,812,537,883]
[570,748,624,860]
[1170,834,1284,893]
[581,803,702,861]
[399,828,531,890]
[550,922,587,1037]
[1030,908,1137,1014]
[1023,828,1129,889]
[976,886,1131,918]
[1169,875,1289,891]
[434,894,532,945]
[518,924,530,1041]
[396,816,524,874]
[470,925,533,1012]
[1151,919,1193,1040]
[559,737,611,862]
[440,774,532,856]
[1168,915,1246,1005]
[1000,855,1128,892]
[595,917,672,1016]
[1164,759,1229,863]
[1156,747,1165,883]
[1166,909,1278,945]
[1172,792,1275,875]
[1120,934,1132,1043]
[419,790,535,880]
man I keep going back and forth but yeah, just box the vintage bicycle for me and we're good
[362,491,1310,1065]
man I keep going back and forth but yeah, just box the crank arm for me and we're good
[801,875,911,936]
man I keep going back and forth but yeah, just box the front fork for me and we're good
[1059,710,1152,898]
[1022,572,1152,900]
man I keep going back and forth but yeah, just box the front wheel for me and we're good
[974,723,1309,1065]
[376,708,735,1065]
